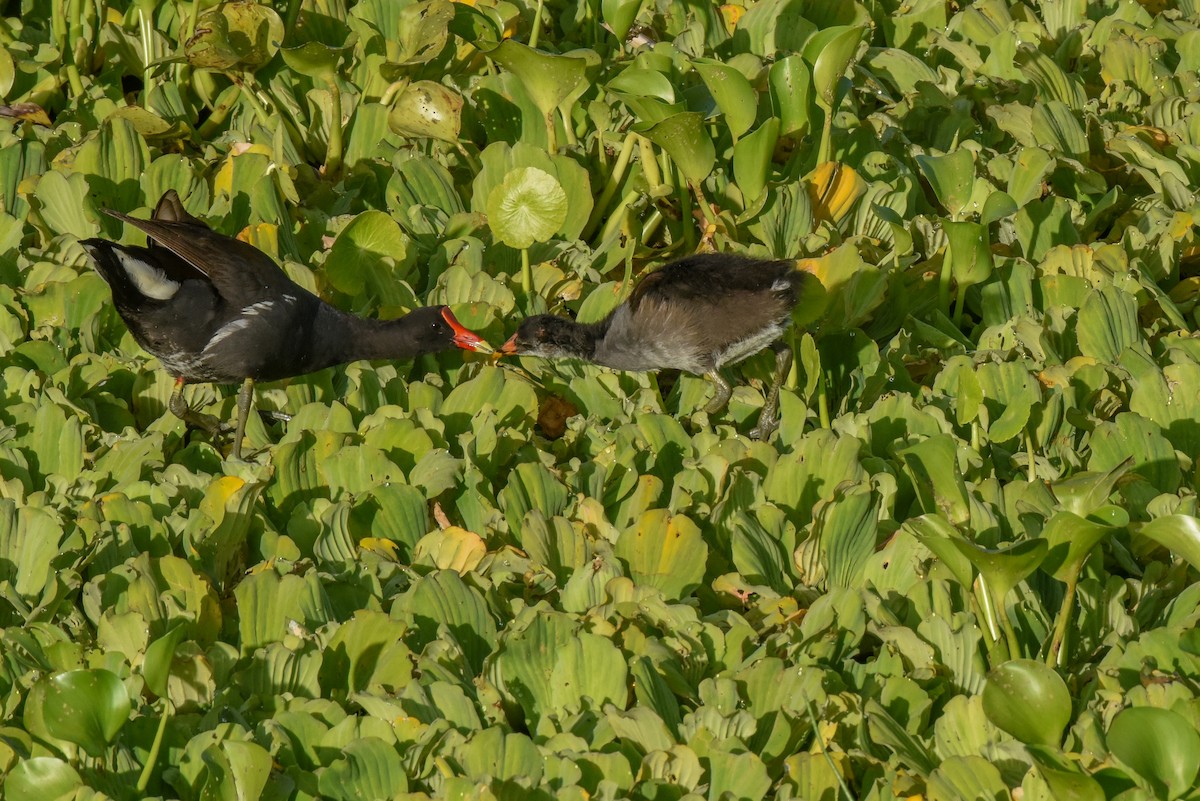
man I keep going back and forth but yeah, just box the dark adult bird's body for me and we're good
[499,253,806,438]
[82,191,487,458]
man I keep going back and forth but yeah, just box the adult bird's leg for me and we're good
[704,370,733,414]
[231,377,255,460]
[750,341,793,440]
[168,376,226,437]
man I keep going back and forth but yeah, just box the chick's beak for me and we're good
[441,308,491,353]
[497,332,520,357]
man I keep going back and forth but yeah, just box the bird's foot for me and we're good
[703,371,733,414]
[748,414,779,441]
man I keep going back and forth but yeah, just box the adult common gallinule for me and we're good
[498,253,806,439]
[82,191,488,459]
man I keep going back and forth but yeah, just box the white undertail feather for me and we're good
[113,250,181,300]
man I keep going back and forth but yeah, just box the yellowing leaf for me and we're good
[807,162,866,223]
[412,526,486,573]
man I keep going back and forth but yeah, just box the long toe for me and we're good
[749,414,779,441]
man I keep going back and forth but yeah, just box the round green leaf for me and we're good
[486,167,567,249]
[1108,707,1200,799]
[41,669,132,757]
[982,659,1071,747]
[3,757,82,801]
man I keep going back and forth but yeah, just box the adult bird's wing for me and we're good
[103,208,293,303]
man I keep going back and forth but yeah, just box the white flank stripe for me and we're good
[204,318,252,352]
[241,300,275,317]
[116,251,180,300]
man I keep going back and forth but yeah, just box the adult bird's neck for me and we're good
[338,313,435,362]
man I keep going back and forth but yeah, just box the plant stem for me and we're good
[804,698,854,801]
[325,79,343,179]
[786,330,799,390]
[521,248,532,297]
[691,180,720,231]
[559,105,578,147]
[544,112,558,153]
[598,189,639,243]
[529,0,545,48]
[816,370,830,429]
[817,106,833,165]
[583,132,637,241]
[952,282,966,327]
[1046,567,1079,667]
[938,249,952,319]
[1025,430,1036,483]
[139,6,156,114]
[135,700,171,792]
[197,83,240,139]
[639,135,660,192]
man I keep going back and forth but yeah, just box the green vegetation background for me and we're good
[3,0,1200,799]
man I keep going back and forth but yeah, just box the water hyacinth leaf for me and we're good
[734,119,780,203]
[323,210,415,305]
[982,659,1070,746]
[142,623,187,698]
[1108,707,1200,800]
[608,67,677,104]
[944,220,993,289]
[0,46,12,98]
[1135,515,1200,573]
[41,669,131,757]
[916,149,975,219]
[768,55,813,137]
[1040,510,1121,582]
[953,538,1047,613]
[486,40,587,118]
[1049,457,1132,520]
[634,111,716,184]
[318,738,409,801]
[615,510,706,600]
[185,3,284,70]
[692,57,757,140]
[486,167,568,249]
[807,25,864,111]
[3,757,82,801]
[979,190,1017,226]
[280,41,350,81]
[602,0,643,41]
